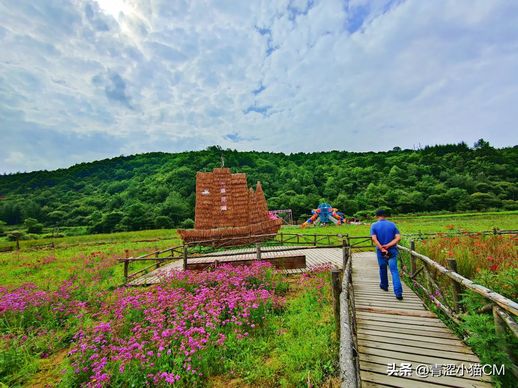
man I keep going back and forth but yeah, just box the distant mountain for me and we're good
[0,142,516,233]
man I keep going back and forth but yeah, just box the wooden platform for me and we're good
[127,246,343,286]
[353,252,493,387]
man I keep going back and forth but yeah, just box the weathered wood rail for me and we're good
[398,241,518,380]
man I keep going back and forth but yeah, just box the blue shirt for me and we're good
[370,219,400,254]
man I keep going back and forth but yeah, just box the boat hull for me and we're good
[178,219,282,247]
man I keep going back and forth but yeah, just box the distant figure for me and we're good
[370,209,403,300]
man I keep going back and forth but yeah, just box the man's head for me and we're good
[375,209,387,219]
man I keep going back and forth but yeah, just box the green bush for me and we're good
[179,218,194,229]
[154,215,173,229]
[6,230,26,241]
[23,218,44,234]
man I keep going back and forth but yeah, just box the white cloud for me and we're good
[0,0,517,173]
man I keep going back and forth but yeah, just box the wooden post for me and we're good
[155,249,160,269]
[332,269,342,338]
[280,232,284,244]
[342,238,350,269]
[16,235,20,250]
[493,305,507,337]
[297,234,300,244]
[256,243,262,260]
[493,305,510,359]
[410,240,416,277]
[313,234,317,246]
[183,245,188,271]
[123,249,129,282]
[446,258,463,312]
[493,227,497,235]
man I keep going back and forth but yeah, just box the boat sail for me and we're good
[178,168,282,245]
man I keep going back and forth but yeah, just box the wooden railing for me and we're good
[402,228,518,241]
[338,243,359,387]
[398,241,518,378]
[119,245,185,282]
[119,232,376,283]
[119,229,512,283]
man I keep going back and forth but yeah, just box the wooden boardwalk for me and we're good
[128,248,493,386]
[127,246,343,286]
[353,252,492,387]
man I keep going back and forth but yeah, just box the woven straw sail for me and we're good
[179,168,281,245]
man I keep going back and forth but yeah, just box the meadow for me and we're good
[0,211,516,386]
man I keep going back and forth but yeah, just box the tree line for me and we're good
[0,139,516,234]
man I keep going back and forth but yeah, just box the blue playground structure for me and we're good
[301,203,345,228]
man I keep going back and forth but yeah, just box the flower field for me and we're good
[0,256,338,386]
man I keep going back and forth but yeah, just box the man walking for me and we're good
[370,209,403,300]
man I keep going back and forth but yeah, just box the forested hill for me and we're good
[0,141,517,233]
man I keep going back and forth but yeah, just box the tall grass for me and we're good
[416,235,517,280]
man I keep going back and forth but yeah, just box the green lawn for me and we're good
[1,211,516,290]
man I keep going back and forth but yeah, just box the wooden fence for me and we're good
[119,232,376,283]
[398,241,518,378]
[339,243,360,387]
[118,229,515,284]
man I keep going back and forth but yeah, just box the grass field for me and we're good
[0,211,516,386]
[0,211,516,290]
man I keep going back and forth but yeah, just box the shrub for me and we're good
[23,218,44,234]
[6,231,26,242]
[154,215,173,229]
[179,218,194,229]
[354,210,374,220]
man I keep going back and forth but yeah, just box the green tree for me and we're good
[91,211,124,234]
[24,217,44,234]
[155,215,173,229]
[0,202,23,225]
[160,192,191,226]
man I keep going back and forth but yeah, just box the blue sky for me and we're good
[1,0,518,173]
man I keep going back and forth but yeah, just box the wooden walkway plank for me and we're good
[358,323,458,338]
[360,362,492,387]
[359,354,493,383]
[353,252,491,387]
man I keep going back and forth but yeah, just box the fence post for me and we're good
[342,238,350,269]
[183,245,188,271]
[155,249,160,269]
[313,234,317,246]
[410,240,416,277]
[446,258,463,312]
[493,227,498,235]
[280,232,284,244]
[256,243,262,260]
[493,305,506,337]
[123,249,129,282]
[331,269,341,339]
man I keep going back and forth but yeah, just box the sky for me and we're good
[1,0,518,173]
